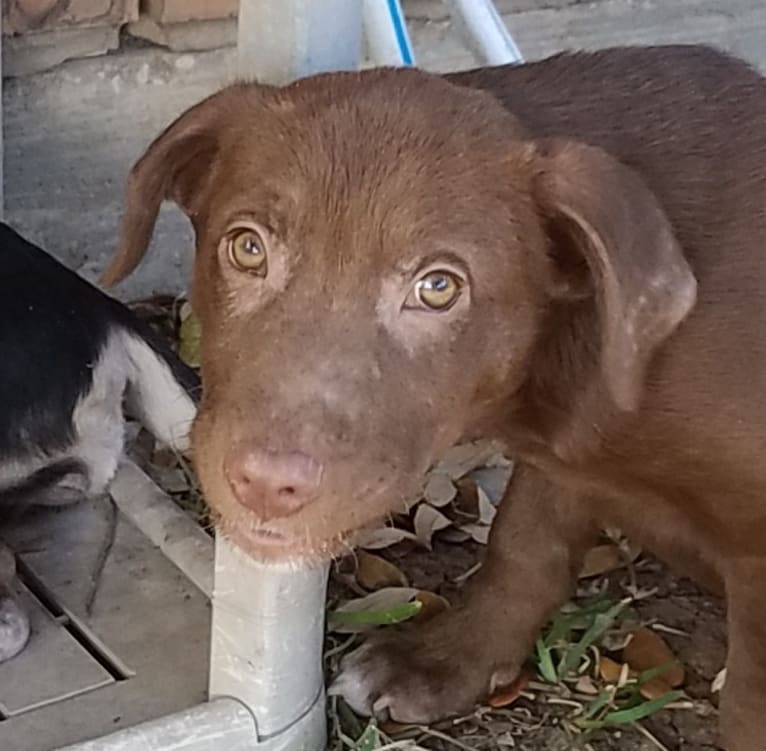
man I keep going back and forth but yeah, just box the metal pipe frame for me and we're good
[446,0,524,65]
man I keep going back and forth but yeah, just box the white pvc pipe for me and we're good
[362,0,416,66]
[54,698,257,751]
[209,537,329,747]
[108,460,214,598]
[237,0,364,84]
[109,464,329,749]
[446,0,523,66]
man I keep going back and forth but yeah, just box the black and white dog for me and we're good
[0,222,198,663]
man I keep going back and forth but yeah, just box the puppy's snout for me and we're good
[224,445,323,521]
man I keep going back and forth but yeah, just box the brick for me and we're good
[142,0,238,25]
[3,25,120,76]
[126,15,236,51]
[4,0,138,36]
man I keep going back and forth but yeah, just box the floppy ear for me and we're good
[100,84,255,287]
[532,139,697,412]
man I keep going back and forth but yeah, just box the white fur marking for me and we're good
[70,332,131,494]
[120,330,197,453]
[0,327,197,499]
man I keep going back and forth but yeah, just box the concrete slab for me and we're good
[0,494,210,751]
[4,0,766,300]
[126,17,237,53]
[3,46,237,302]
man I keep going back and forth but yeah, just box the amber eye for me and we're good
[413,270,462,311]
[227,227,268,275]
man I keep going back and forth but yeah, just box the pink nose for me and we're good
[223,446,322,521]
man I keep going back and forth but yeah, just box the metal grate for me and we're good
[0,558,132,721]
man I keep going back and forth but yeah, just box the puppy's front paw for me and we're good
[330,614,518,724]
[0,594,30,663]
[0,545,30,662]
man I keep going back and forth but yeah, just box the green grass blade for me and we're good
[557,600,628,679]
[636,660,681,685]
[328,601,422,627]
[536,638,558,683]
[544,612,574,648]
[602,690,684,726]
[580,689,614,721]
[355,721,381,751]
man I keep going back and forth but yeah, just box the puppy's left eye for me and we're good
[409,270,463,311]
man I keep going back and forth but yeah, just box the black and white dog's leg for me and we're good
[0,543,29,663]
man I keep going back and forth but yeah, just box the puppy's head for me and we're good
[103,68,695,560]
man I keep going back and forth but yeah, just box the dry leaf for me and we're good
[623,627,685,688]
[576,674,599,695]
[485,452,514,469]
[413,503,452,549]
[434,441,503,480]
[460,522,491,544]
[711,667,727,693]
[412,590,450,623]
[330,587,419,633]
[423,472,457,507]
[603,526,624,543]
[356,551,408,590]
[603,529,642,558]
[477,486,497,525]
[179,300,193,321]
[470,465,513,505]
[354,526,417,550]
[598,656,625,684]
[600,628,635,653]
[620,539,643,563]
[488,671,530,708]
[438,528,472,544]
[580,544,624,579]
[579,538,642,579]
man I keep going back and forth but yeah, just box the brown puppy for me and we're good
[101,46,766,750]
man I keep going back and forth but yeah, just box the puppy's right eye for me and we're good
[226,227,268,276]
[404,269,464,312]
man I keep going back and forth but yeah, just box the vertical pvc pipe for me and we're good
[212,3,358,748]
[362,0,416,67]
[209,537,329,748]
[237,0,364,84]
[446,0,524,66]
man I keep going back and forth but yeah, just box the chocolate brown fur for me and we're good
[103,45,766,750]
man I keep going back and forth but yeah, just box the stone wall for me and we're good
[2,0,238,75]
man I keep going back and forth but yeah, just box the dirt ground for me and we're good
[135,435,727,751]
[343,540,725,751]
[131,299,727,751]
